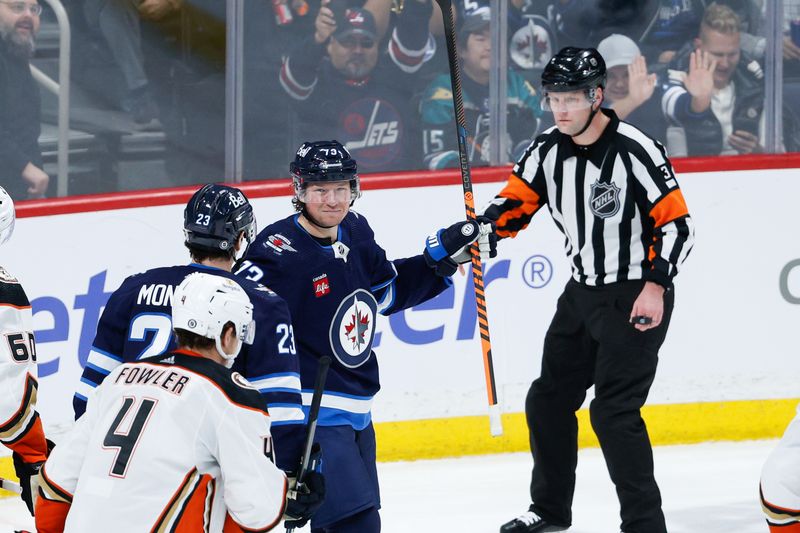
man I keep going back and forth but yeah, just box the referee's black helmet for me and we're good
[541,47,606,93]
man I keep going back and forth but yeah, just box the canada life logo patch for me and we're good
[589,180,621,219]
[313,273,331,298]
[329,289,377,368]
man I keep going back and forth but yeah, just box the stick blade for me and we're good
[488,403,503,437]
[0,477,22,494]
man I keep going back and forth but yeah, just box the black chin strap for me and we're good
[571,103,599,138]
[571,88,603,138]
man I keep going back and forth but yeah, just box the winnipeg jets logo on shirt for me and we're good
[589,180,622,219]
[329,289,377,368]
[264,233,297,255]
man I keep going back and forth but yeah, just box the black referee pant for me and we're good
[527,279,674,533]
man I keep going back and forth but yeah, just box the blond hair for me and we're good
[701,2,741,36]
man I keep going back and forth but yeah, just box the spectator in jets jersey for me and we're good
[279,0,433,173]
[0,0,49,199]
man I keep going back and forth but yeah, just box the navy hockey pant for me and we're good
[527,279,674,533]
[310,422,381,531]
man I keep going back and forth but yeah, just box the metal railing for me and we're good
[32,0,70,197]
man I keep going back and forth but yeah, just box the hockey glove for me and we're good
[12,452,44,516]
[285,444,325,529]
[423,218,498,277]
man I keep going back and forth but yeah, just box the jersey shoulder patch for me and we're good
[148,352,268,414]
[0,266,19,283]
[231,371,258,391]
[0,275,30,307]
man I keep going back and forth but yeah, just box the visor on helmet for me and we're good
[541,90,598,112]
[295,180,357,204]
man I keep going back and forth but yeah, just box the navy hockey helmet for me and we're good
[184,184,256,256]
[290,140,361,204]
[541,47,606,93]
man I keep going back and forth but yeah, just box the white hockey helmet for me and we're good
[0,187,15,246]
[172,272,255,365]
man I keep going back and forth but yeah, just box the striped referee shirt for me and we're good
[483,109,694,288]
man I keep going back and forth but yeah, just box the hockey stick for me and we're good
[434,0,503,437]
[286,355,331,533]
[0,476,22,494]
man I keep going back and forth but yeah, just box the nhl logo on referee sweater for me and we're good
[589,180,621,219]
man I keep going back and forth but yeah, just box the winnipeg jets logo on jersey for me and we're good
[329,289,377,368]
[589,180,622,219]
[264,233,297,255]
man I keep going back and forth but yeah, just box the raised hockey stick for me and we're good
[434,0,503,437]
[286,355,331,533]
[0,476,22,494]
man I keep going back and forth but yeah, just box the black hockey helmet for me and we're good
[290,140,361,204]
[541,47,606,93]
[184,184,256,256]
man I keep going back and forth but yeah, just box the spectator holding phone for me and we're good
[661,2,766,155]
[279,0,433,172]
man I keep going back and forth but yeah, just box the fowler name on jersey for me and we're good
[114,365,190,395]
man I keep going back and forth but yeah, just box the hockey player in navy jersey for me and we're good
[237,140,496,532]
[72,184,306,472]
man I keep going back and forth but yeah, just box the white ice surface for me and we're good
[0,440,773,533]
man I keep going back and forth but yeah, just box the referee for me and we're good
[490,48,695,533]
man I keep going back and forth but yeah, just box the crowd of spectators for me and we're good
[5,0,800,196]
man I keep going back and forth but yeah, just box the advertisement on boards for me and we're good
[4,170,800,434]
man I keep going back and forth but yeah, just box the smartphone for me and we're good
[328,0,348,26]
[630,315,653,325]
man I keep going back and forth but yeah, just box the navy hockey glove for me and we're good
[423,218,497,277]
[285,444,325,529]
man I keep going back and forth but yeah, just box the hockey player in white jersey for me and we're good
[761,404,800,532]
[0,186,49,515]
[35,273,325,532]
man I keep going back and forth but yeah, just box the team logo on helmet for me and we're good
[589,180,622,219]
[264,233,297,255]
[329,289,377,368]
